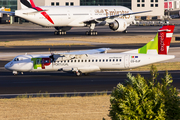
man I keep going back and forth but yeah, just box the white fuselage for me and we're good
[15,6,134,27]
[5,53,175,73]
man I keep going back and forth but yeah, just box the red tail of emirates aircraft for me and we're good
[5,25,175,76]
[0,0,151,35]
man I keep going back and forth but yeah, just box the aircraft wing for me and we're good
[62,48,110,55]
[50,48,110,61]
[0,11,15,16]
[83,10,152,23]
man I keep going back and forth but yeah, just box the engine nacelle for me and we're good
[109,18,128,32]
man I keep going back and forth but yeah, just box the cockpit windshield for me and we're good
[14,58,20,61]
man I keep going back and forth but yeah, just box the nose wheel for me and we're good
[13,71,18,76]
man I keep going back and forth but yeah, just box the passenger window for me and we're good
[78,60,80,62]
[92,60,94,62]
[96,59,98,62]
[68,60,70,63]
[85,60,87,62]
[109,59,111,62]
[116,59,118,62]
[103,59,105,62]
[82,60,83,62]
[71,60,73,62]
[89,60,91,62]
[74,60,76,62]
[99,59,101,62]
[64,60,66,63]
[113,59,115,62]
[120,59,121,62]
[106,59,108,62]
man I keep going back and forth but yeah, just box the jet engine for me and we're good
[109,18,128,32]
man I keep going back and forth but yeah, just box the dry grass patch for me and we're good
[0,96,111,120]
[127,62,180,71]
[0,36,179,46]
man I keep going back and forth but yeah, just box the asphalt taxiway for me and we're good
[1,65,180,97]
[1,22,180,42]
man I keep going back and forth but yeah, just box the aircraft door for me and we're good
[124,55,130,68]
[67,10,71,20]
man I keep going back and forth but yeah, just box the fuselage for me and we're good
[15,6,134,27]
[5,53,175,73]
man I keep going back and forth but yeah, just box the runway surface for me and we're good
[1,23,180,98]
[1,60,180,98]
[0,22,180,42]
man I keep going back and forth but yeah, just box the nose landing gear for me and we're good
[13,71,18,76]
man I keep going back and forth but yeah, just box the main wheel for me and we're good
[76,71,82,76]
[54,31,58,35]
[123,30,127,33]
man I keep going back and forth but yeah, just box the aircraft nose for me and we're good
[5,63,10,70]
[4,62,13,70]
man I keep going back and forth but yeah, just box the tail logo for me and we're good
[20,0,32,8]
[138,25,175,55]
[159,32,165,52]
[20,0,54,24]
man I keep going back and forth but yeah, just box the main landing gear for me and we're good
[85,23,98,36]
[75,71,90,76]
[54,27,72,35]
[123,30,128,33]
[54,31,66,35]
[76,71,82,76]
[85,31,98,35]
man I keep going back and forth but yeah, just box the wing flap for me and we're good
[63,48,110,55]
[50,48,110,61]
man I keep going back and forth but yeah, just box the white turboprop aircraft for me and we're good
[5,25,175,76]
[0,0,151,35]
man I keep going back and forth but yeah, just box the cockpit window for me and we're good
[14,58,19,61]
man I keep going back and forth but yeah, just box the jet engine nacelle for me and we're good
[109,18,128,32]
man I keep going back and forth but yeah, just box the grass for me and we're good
[0,36,180,46]
[127,62,180,71]
[0,95,111,120]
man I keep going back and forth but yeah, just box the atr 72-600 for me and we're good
[0,0,151,35]
[5,25,175,76]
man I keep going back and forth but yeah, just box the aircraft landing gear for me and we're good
[85,31,98,35]
[123,30,127,33]
[13,71,18,76]
[76,71,82,76]
[86,23,98,36]
[54,31,66,35]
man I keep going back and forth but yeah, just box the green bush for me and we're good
[109,65,180,120]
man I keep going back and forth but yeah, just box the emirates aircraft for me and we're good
[0,0,151,35]
[5,25,175,76]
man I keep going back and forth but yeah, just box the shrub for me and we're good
[109,65,180,120]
